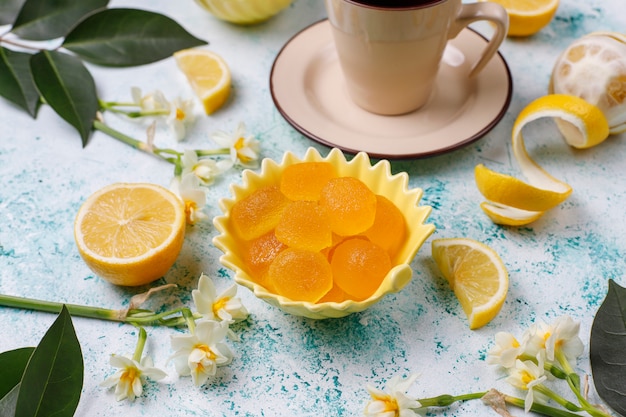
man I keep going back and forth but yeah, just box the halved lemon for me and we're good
[432,238,509,330]
[480,0,559,37]
[74,183,186,286]
[174,49,232,115]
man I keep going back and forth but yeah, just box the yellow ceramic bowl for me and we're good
[195,0,291,25]
[213,148,435,319]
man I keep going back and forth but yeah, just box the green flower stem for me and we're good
[418,392,487,408]
[502,394,591,417]
[195,148,231,157]
[0,294,199,327]
[535,384,583,412]
[133,327,148,362]
[93,120,178,164]
[182,308,197,333]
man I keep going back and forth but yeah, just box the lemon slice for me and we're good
[550,32,626,134]
[475,94,609,226]
[480,0,559,37]
[432,238,509,330]
[74,183,186,286]
[174,49,232,115]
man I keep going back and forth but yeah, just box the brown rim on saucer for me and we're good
[269,19,513,160]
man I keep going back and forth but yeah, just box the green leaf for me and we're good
[30,50,98,145]
[0,0,26,25]
[0,47,40,117]
[590,279,626,416]
[15,305,83,417]
[0,347,35,399]
[63,8,207,67]
[11,0,109,40]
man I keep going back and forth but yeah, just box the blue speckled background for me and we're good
[1,0,625,415]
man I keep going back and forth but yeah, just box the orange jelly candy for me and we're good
[363,195,406,258]
[319,177,377,236]
[244,231,287,287]
[275,200,332,251]
[231,186,289,240]
[280,162,337,201]
[268,248,333,303]
[331,238,391,300]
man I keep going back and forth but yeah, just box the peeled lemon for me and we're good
[550,32,626,134]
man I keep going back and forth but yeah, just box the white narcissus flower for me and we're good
[487,331,524,369]
[170,173,208,224]
[192,273,248,323]
[180,150,232,186]
[523,320,553,358]
[211,122,260,168]
[505,357,547,413]
[167,97,195,141]
[364,373,421,417]
[169,320,233,387]
[544,315,584,362]
[100,354,167,402]
[131,87,170,112]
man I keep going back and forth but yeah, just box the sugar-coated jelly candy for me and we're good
[231,186,289,240]
[244,231,287,288]
[275,200,332,251]
[331,238,391,300]
[280,162,337,201]
[268,248,333,303]
[319,177,377,236]
[363,195,406,258]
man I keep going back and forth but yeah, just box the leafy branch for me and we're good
[0,0,206,145]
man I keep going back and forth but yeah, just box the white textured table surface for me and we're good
[1,0,625,416]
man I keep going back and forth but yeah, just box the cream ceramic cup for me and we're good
[324,0,509,115]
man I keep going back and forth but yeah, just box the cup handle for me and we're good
[449,2,509,77]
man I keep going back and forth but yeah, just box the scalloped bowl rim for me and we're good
[212,147,435,319]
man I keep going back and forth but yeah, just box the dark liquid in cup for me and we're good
[347,0,443,7]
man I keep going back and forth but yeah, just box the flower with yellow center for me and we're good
[170,173,208,224]
[181,150,232,186]
[505,357,547,413]
[544,316,584,362]
[169,320,233,387]
[167,97,195,141]
[364,373,421,417]
[192,273,248,323]
[100,353,167,401]
[211,122,260,168]
[487,331,524,369]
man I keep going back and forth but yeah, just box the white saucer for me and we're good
[270,20,512,159]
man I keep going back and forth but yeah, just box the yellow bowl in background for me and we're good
[195,0,292,25]
[213,148,435,319]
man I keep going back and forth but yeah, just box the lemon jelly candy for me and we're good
[231,185,289,240]
[275,200,333,251]
[362,195,407,259]
[319,177,377,236]
[244,231,287,287]
[280,162,337,201]
[268,248,333,303]
[331,238,392,300]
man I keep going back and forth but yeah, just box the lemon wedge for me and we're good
[174,49,232,115]
[432,238,509,330]
[475,94,609,226]
[480,0,559,37]
[74,183,186,286]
